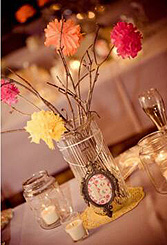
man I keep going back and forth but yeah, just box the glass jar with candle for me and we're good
[23,170,73,229]
[138,131,167,194]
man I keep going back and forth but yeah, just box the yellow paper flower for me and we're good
[25,110,66,149]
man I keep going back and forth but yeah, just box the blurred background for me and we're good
[1,0,167,209]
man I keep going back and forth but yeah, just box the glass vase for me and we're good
[138,131,167,194]
[57,117,129,215]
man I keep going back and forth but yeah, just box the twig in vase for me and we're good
[61,108,68,121]
[87,32,114,111]
[47,82,86,111]
[1,129,25,134]
[58,18,78,128]
[1,78,41,113]
[10,106,31,116]
[18,94,41,111]
[5,70,69,125]
[93,25,100,65]
[75,68,95,88]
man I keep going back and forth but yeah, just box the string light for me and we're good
[88,11,95,19]
[50,4,61,11]
[95,5,105,12]
[69,60,80,70]
[76,13,84,20]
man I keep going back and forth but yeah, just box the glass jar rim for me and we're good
[138,88,159,98]
[138,131,167,152]
[23,170,55,197]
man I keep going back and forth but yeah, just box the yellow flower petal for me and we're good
[25,110,66,149]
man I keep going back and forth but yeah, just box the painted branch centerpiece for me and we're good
[1,18,142,216]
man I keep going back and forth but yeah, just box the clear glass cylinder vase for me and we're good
[57,117,129,214]
[138,131,167,194]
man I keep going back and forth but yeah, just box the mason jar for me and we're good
[23,170,73,229]
[138,131,167,194]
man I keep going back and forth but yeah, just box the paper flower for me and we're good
[15,4,36,23]
[110,21,142,59]
[1,79,20,106]
[25,111,66,149]
[44,19,82,56]
[37,0,50,7]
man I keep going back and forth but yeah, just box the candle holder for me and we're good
[138,131,167,194]
[23,170,73,229]
[61,212,89,242]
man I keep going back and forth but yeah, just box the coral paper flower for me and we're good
[25,111,66,149]
[44,19,82,56]
[1,79,20,106]
[15,4,36,23]
[37,0,50,7]
[110,21,142,59]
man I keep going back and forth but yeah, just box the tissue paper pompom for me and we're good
[111,21,142,59]
[25,111,66,149]
[44,19,83,56]
[1,79,20,106]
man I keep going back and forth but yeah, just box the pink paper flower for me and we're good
[110,21,142,59]
[1,79,20,106]
[44,19,82,56]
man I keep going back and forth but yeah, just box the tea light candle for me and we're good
[41,205,59,225]
[119,156,140,168]
[65,219,87,241]
[156,151,167,163]
[163,170,167,180]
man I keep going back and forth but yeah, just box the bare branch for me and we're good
[75,69,95,88]
[3,74,69,124]
[1,128,25,134]
[10,106,31,116]
[47,82,87,115]
[93,25,100,65]
[18,94,41,110]
[98,46,114,67]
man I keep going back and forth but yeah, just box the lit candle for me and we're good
[163,170,167,180]
[156,151,167,163]
[69,60,80,71]
[65,219,87,241]
[123,157,139,168]
[41,205,59,225]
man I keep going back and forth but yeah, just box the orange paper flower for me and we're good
[15,5,36,23]
[37,0,50,7]
[44,19,82,56]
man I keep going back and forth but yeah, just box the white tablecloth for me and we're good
[2,169,167,245]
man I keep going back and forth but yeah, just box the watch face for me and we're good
[87,173,113,205]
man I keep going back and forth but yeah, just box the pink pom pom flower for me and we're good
[1,79,20,106]
[110,21,142,59]
[44,19,83,56]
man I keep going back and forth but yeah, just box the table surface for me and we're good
[2,169,167,245]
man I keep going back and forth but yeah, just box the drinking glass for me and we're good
[138,88,167,132]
